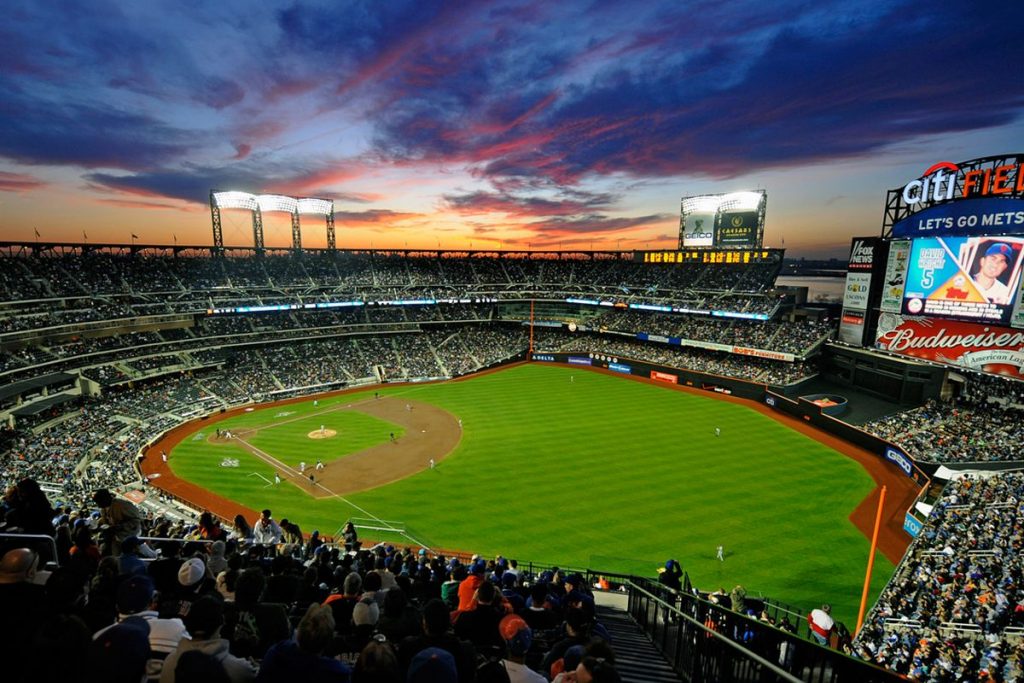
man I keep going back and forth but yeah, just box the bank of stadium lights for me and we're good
[209,190,336,254]
[717,191,765,213]
[681,191,764,214]
[681,195,723,214]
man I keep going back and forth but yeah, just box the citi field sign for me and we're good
[892,156,1024,239]
[901,160,1024,205]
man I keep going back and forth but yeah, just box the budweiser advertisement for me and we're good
[875,313,1024,379]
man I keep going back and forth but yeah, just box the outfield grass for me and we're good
[169,363,893,627]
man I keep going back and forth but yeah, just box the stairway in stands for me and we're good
[596,603,682,683]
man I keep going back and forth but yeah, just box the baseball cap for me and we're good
[986,242,1013,259]
[178,557,207,587]
[408,647,457,683]
[90,617,151,683]
[471,559,487,574]
[353,600,380,626]
[499,615,532,656]
[116,574,156,614]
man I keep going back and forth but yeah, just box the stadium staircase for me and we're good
[595,602,683,683]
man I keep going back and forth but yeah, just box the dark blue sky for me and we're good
[2,0,1022,256]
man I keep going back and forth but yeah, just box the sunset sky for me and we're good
[2,1,1022,258]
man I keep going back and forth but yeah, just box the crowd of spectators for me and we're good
[0,486,625,682]
[854,472,1024,681]
[545,334,816,386]
[589,310,832,356]
[0,250,785,336]
[863,376,1024,464]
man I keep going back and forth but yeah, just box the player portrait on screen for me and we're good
[968,241,1019,304]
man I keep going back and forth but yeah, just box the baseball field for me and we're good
[162,362,898,627]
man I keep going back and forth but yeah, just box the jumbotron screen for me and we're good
[901,235,1024,325]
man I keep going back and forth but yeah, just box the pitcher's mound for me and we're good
[308,429,337,439]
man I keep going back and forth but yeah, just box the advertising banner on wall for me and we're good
[875,314,1024,379]
[881,240,911,313]
[839,237,881,346]
[716,211,759,247]
[843,272,872,311]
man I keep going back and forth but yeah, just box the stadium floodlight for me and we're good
[210,189,336,254]
[681,195,723,214]
[256,194,299,214]
[212,191,259,211]
[296,198,334,216]
[717,191,764,213]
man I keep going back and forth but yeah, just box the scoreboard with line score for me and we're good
[636,249,780,265]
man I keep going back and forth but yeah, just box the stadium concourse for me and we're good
[0,247,1022,682]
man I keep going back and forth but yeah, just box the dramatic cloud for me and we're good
[0,171,47,193]
[1,1,1022,256]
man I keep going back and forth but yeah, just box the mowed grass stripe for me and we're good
[170,363,893,626]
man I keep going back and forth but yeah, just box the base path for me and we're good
[140,390,463,531]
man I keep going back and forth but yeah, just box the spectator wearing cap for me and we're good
[118,536,147,577]
[658,559,682,591]
[252,510,283,546]
[0,548,47,682]
[160,595,257,683]
[257,603,352,682]
[457,559,487,612]
[407,647,458,683]
[499,615,545,683]
[93,488,143,555]
[398,599,476,683]
[519,583,560,632]
[90,616,152,683]
[161,556,212,619]
[94,573,190,681]
[351,597,381,653]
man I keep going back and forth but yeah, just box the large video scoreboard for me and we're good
[844,155,1024,380]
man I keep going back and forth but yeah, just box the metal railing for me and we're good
[0,532,60,568]
[625,578,905,683]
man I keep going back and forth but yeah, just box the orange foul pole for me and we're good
[856,485,887,635]
[529,299,534,355]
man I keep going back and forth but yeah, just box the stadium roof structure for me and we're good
[0,372,77,402]
[10,392,79,417]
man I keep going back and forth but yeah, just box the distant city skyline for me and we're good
[1,1,1022,259]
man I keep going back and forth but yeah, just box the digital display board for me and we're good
[902,235,1024,325]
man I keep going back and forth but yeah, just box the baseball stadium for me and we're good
[3,4,1024,681]
[2,153,1024,683]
